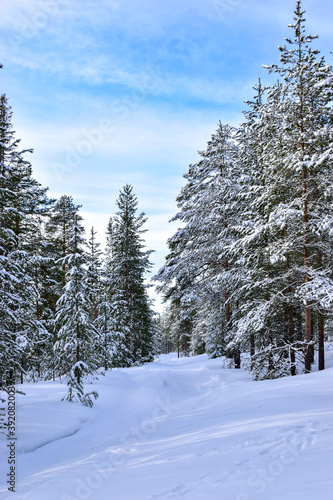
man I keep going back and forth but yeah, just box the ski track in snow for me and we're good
[1,354,333,500]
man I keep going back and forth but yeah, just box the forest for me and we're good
[155,1,333,379]
[1,1,333,407]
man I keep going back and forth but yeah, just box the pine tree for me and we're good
[44,195,84,376]
[96,216,127,368]
[155,1,333,379]
[262,0,333,373]
[0,94,51,386]
[24,232,54,381]
[86,227,103,323]
[152,311,175,355]
[228,82,300,378]
[155,123,242,362]
[219,1,333,378]
[108,185,155,365]
[54,217,99,405]
[46,195,83,296]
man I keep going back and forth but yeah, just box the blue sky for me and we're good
[0,0,332,311]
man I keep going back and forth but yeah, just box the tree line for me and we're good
[0,92,156,404]
[155,1,333,379]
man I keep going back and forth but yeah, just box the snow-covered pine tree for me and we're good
[46,195,83,298]
[54,216,99,406]
[8,131,53,382]
[0,94,25,388]
[109,185,155,365]
[155,0,333,379]
[162,274,196,358]
[155,225,197,358]
[226,1,333,379]
[227,81,301,379]
[86,227,103,323]
[229,80,268,363]
[96,287,119,370]
[262,0,333,373]
[24,228,55,381]
[0,94,51,387]
[85,225,120,371]
[155,123,242,363]
[45,195,84,376]
[96,216,126,369]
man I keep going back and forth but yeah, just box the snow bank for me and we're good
[1,354,333,500]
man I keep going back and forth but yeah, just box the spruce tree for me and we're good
[54,217,99,405]
[97,217,125,369]
[0,94,51,386]
[86,227,103,323]
[44,195,84,375]
[108,185,155,365]
[46,195,83,298]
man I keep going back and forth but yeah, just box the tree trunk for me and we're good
[317,252,325,371]
[288,305,296,376]
[233,348,241,369]
[250,333,255,357]
[302,167,312,373]
[318,311,325,371]
[304,305,312,373]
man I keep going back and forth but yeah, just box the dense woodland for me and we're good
[155,2,333,379]
[1,1,333,406]
[0,111,156,405]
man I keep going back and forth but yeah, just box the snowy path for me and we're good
[1,354,333,500]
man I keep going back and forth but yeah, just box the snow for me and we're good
[1,354,333,500]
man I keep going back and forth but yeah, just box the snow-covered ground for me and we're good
[1,353,333,500]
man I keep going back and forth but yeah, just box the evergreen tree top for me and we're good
[263,0,324,78]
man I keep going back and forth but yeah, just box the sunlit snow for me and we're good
[1,353,333,500]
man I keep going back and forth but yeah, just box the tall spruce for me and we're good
[0,94,51,387]
[109,185,155,365]
[44,195,84,375]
